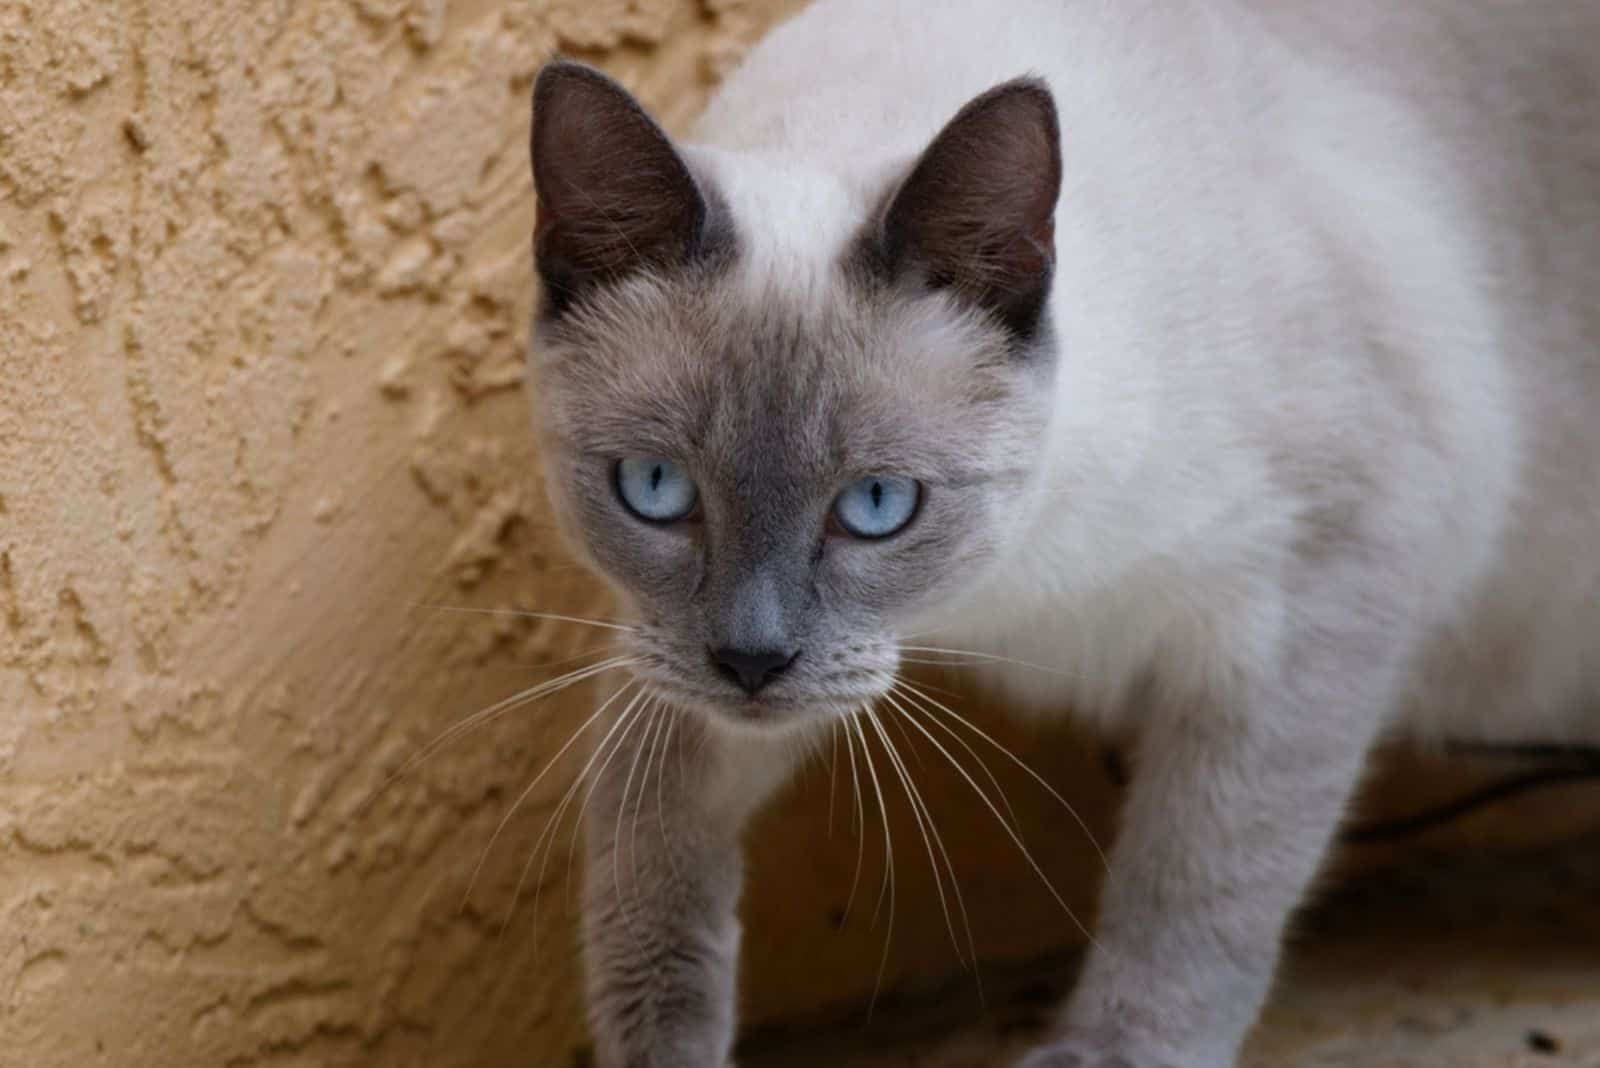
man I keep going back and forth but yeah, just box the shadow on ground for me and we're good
[740,836,1600,1068]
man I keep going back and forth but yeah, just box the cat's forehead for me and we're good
[537,151,1027,480]
[687,147,874,305]
[544,262,1016,487]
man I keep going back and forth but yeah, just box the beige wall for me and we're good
[5,2,1599,1066]
[0,2,800,1064]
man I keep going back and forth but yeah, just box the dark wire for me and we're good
[1099,742,1600,845]
[1341,743,1600,845]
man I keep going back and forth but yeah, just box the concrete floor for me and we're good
[742,837,1600,1068]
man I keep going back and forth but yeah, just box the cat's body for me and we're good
[523,2,1600,1066]
[697,0,1600,744]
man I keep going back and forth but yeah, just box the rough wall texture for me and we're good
[0,2,800,1065]
[4,2,1600,1067]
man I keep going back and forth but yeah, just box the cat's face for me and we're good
[527,63,1061,731]
[534,267,1053,728]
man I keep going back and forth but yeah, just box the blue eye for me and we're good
[615,457,698,523]
[833,475,920,539]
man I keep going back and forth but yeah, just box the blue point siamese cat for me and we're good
[522,1,1600,1065]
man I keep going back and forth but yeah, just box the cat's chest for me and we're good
[916,549,1227,727]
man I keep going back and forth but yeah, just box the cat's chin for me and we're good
[708,696,785,726]
[631,674,886,736]
[693,694,881,738]
[701,696,821,734]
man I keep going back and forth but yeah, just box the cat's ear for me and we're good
[530,61,710,317]
[880,77,1061,337]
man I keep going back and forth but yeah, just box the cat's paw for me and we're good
[1010,1039,1180,1068]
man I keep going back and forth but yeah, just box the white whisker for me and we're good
[410,601,638,633]
[460,677,638,911]
[827,721,840,839]
[888,680,1020,831]
[849,715,897,1013]
[615,700,663,920]
[522,685,651,940]
[898,644,1081,679]
[559,687,655,898]
[514,645,620,674]
[629,701,670,903]
[898,678,1111,875]
[656,708,681,883]
[868,702,978,984]
[881,703,929,771]
[888,682,1105,952]
[673,698,692,787]
[839,711,868,927]
[881,668,968,700]
[371,655,639,819]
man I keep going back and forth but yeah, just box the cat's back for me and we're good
[699,1,1600,164]
[693,0,1084,166]
[696,0,1600,733]
[698,0,1600,355]
[1306,2,1600,740]
[699,0,1600,528]
[698,0,1600,294]
[1240,0,1600,374]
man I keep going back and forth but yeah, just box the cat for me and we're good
[522,1,1600,1065]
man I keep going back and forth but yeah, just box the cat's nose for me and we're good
[709,646,799,696]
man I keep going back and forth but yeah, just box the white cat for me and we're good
[524,1,1600,1065]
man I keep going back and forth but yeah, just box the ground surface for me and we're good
[741,836,1600,1068]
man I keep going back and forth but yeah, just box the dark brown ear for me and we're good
[881,77,1061,337]
[530,61,708,317]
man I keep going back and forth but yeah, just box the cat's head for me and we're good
[526,61,1061,732]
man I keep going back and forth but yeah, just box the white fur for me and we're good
[700,0,1600,744]
[570,3,1600,1066]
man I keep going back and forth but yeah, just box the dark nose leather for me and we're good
[710,646,798,695]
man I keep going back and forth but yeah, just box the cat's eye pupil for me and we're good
[616,456,697,524]
[833,475,919,539]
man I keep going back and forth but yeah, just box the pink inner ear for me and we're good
[534,201,557,242]
[1034,217,1056,252]
[530,62,709,309]
[880,78,1061,333]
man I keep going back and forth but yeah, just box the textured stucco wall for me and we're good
[5,2,1600,1067]
[0,2,802,1065]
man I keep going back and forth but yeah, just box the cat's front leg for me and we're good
[1017,609,1409,1068]
[580,708,797,1068]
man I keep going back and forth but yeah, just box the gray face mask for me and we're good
[528,63,1061,729]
